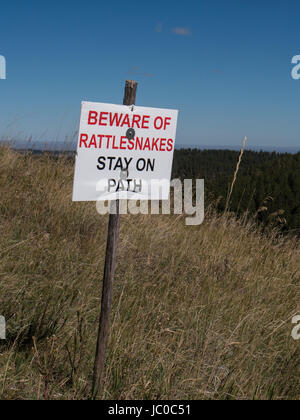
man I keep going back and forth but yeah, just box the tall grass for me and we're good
[225,136,247,211]
[0,146,299,400]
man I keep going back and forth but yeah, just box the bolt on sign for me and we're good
[72,102,178,201]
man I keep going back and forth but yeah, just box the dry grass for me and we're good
[0,146,299,400]
[225,136,247,211]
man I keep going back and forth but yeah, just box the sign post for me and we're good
[72,80,178,399]
[91,80,138,399]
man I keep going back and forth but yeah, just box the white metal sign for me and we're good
[72,101,178,201]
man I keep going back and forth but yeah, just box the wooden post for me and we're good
[92,80,138,399]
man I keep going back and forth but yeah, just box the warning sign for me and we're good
[72,101,178,201]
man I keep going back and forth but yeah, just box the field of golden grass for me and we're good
[0,146,299,400]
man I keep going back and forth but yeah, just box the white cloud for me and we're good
[172,27,191,36]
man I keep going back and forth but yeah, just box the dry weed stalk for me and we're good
[225,136,247,211]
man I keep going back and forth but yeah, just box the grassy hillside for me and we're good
[0,146,299,400]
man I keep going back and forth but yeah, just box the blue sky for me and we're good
[0,0,300,149]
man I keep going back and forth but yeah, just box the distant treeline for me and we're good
[172,149,300,233]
